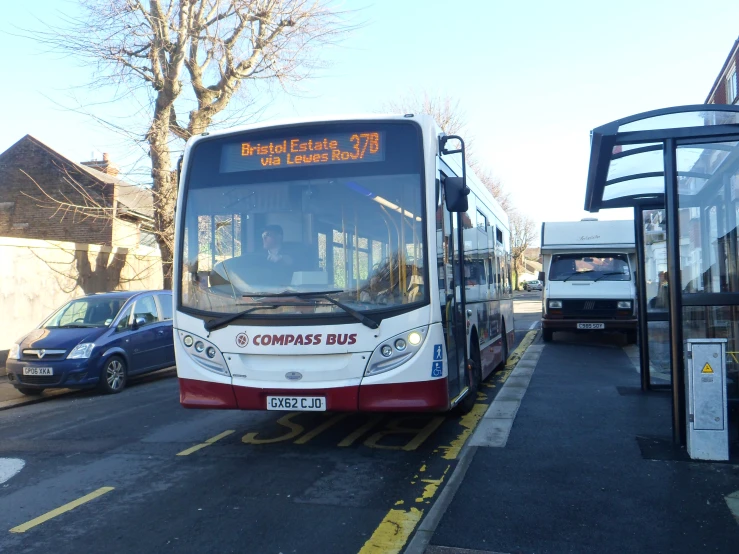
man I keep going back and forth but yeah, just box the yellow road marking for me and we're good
[505,330,537,371]
[358,507,424,554]
[294,414,348,445]
[338,415,383,447]
[439,403,488,460]
[242,413,305,445]
[177,430,235,456]
[10,487,114,533]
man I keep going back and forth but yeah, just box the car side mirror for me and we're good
[132,316,146,330]
[538,271,545,284]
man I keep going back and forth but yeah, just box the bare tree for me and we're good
[381,90,513,212]
[32,0,356,287]
[20,168,163,293]
[510,210,536,289]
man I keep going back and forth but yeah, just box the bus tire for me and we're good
[542,328,553,342]
[625,330,637,345]
[456,349,481,415]
[496,322,509,372]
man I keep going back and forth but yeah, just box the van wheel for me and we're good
[98,356,127,394]
[15,387,43,396]
[456,349,482,415]
[626,330,638,345]
[542,329,553,342]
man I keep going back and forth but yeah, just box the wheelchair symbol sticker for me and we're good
[431,361,443,377]
[433,345,443,361]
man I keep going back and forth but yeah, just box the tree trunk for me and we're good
[148,102,177,290]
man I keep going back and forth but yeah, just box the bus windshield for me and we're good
[179,121,427,317]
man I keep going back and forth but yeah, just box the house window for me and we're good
[727,68,738,103]
[140,230,158,248]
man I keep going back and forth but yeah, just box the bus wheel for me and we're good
[542,329,553,342]
[495,322,509,372]
[456,350,481,415]
[625,330,638,345]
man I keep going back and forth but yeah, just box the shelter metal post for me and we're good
[664,138,686,446]
[634,207,651,391]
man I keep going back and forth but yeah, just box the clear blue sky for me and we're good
[3,0,739,242]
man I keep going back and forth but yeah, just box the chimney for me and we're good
[80,152,119,177]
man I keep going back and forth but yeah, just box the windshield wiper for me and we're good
[204,304,281,333]
[593,272,626,282]
[245,290,379,329]
[562,270,593,282]
[291,291,379,329]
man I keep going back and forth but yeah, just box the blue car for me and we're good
[6,290,175,395]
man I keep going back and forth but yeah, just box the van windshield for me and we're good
[549,254,630,282]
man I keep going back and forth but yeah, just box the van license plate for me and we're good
[23,367,53,376]
[266,396,326,411]
[577,323,605,330]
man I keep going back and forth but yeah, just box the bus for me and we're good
[173,114,513,414]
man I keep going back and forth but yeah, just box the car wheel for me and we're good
[14,387,43,396]
[626,330,638,345]
[542,328,553,342]
[98,356,127,394]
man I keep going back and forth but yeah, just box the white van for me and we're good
[539,219,637,343]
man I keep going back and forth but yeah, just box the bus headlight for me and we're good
[365,326,428,377]
[617,300,632,309]
[548,300,562,309]
[178,332,230,377]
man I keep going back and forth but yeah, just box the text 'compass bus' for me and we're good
[173,114,513,413]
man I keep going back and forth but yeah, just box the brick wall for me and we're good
[0,136,114,245]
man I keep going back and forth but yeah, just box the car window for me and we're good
[116,305,133,332]
[157,294,173,320]
[133,296,159,326]
[58,303,87,326]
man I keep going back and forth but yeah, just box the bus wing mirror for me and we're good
[538,271,545,283]
[444,177,470,213]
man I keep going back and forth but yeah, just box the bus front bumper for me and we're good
[178,377,449,412]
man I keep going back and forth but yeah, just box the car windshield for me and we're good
[179,121,427,317]
[43,297,125,328]
[549,254,631,281]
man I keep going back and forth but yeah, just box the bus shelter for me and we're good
[584,105,739,445]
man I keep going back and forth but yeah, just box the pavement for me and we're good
[413,333,739,554]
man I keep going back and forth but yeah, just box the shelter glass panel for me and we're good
[619,110,739,132]
[603,176,664,202]
[678,142,739,294]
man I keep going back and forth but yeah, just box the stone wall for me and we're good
[0,237,163,375]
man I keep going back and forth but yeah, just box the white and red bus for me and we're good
[173,114,513,413]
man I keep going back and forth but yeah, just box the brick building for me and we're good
[0,135,155,248]
[706,36,739,104]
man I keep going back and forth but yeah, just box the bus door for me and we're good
[437,169,467,400]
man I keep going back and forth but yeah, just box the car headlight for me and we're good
[365,326,428,377]
[548,300,562,309]
[8,344,20,360]
[178,332,230,376]
[67,343,95,359]
[617,300,632,309]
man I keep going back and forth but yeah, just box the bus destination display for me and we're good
[220,131,385,173]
